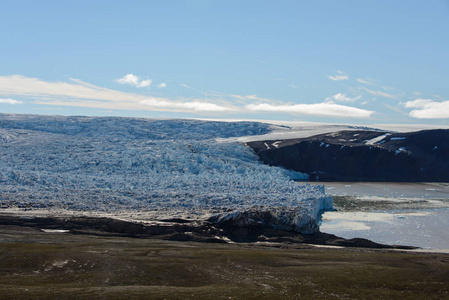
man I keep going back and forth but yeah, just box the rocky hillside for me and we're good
[248,129,449,182]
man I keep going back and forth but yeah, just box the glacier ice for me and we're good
[0,114,332,233]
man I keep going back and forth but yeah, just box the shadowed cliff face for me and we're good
[247,129,449,182]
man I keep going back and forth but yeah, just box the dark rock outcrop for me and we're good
[248,129,449,182]
[0,214,416,249]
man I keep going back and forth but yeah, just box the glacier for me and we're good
[0,114,332,233]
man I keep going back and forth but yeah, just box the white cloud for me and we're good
[157,83,167,88]
[245,94,259,100]
[325,93,361,103]
[404,99,449,119]
[357,79,396,92]
[0,75,232,113]
[328,73,349,81]
[230,94,246,101]
[356,78,373,85]
[140,98,232,112]
[384,104,404,114]
[246,102,373,118]
[0,98,22,104]
[139,79,152,88]
[116,74,151,88]
[0,75,147,103]
[229,94,285,106]
[116,74,139,86]
[181,83,192,89]
[0,74,377,118]
[361,87,395,99]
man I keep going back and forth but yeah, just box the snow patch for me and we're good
[272,141,282,148]
[41,229,70,233]
[365,133,391,145]
[395,147,407,155]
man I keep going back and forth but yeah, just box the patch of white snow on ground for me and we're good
[41,229,70,233]
[272,141,282,148]
[395,147,407,155]
[365,133,391,145]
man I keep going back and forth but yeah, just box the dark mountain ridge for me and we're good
[248,129,449,182]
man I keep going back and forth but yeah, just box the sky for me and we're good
[1,0,449,125]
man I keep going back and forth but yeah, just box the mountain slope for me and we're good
[248,129,449,182]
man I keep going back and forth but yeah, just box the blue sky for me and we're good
[1,0,449,124]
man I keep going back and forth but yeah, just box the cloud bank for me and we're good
[140,99,232,112]
[0,75,375,119]
[405,99,449,119]
[246,102,373,118]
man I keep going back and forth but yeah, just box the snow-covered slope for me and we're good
[0,114,331,233]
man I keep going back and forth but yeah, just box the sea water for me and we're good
[317,182,449,251]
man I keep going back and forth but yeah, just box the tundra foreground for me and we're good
[1,224,448,299]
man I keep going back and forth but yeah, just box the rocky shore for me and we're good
[0,214,415,250]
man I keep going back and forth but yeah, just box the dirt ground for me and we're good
[1,224,449,299]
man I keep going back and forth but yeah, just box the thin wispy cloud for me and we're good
[325,93,361,103]
[384,104,405,114]
[157,83,167,88]
[357,78,374,85]
[0,98,22,104]
[357,78,396,92]
[116,74,152,88]
[181,83,192,89]
[140,99,232,112]
[246,102,373,118]
[404,99,449,119]
[229,94,285,105]
[328,75,349,81]
[361,87,396,99]
[328,71,349,81]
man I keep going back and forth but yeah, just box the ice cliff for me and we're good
[0,114,332,233]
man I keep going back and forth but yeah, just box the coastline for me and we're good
[0,213,415,249]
